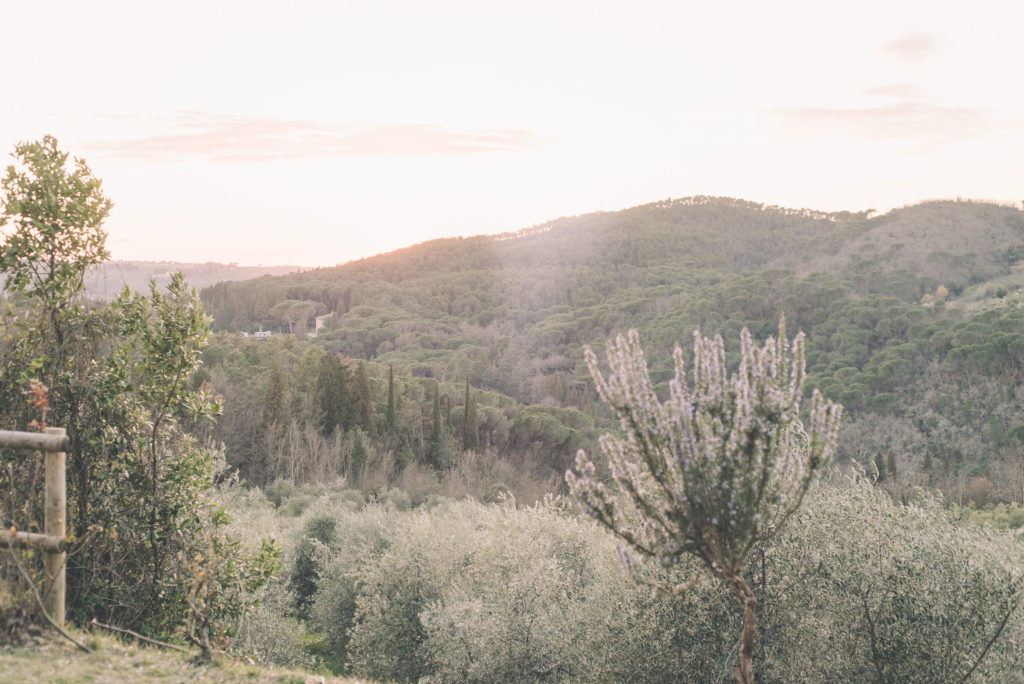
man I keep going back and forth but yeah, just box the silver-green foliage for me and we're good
[280,482,1024,683]
[762,475,1024,682]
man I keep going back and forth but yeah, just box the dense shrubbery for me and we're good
[225,475,1023,682]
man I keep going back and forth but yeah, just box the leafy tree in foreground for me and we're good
[567,322,842,683]
[0,136,278,641]
[0,134,111,338]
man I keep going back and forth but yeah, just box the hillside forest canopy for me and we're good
[2,136,1024,681]
[202,191,1024,506]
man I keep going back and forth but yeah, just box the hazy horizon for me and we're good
[90,194,1024,269]
[3,1,1022,267]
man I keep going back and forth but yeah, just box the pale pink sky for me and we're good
[2,0,1022,266]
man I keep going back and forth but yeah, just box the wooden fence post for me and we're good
[43,426,66,626]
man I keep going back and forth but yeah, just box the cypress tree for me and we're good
[385,364,396,434]
[262,363,287,428]
[428,381,444,469]
[315,353,351,436]
[463,379,480,453]
[395,428,415,470]
[350,427,368,483]
[353,361,378,440]
[259,363,288,481]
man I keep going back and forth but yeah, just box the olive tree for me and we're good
[567,323,842,683]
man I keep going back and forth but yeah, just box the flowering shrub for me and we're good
[567,322,841,682]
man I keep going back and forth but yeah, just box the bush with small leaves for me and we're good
[226,480,1024,680]
[308,501,402,668]
[760,475,1024,682]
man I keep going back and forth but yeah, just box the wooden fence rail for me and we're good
[0,426,68,626]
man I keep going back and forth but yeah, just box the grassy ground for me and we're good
[0,629,367,684]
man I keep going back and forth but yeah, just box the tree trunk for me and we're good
[730,574,758,684]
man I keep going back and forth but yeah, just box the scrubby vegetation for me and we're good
[216,475,1023,682]
[200,196,1024,506]
[4,137,1024,681]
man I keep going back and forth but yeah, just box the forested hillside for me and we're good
[200,196,1024,503]
[6,137,1024,682]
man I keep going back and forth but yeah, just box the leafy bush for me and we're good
[287,516,337,619]
[274,479,1024,682]
[760,475,1024,682]
[961,502,1024,530]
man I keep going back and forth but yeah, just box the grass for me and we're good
[0,629,370,683]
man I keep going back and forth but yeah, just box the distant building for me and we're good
[308,312,334,337]
[253,330,272,338]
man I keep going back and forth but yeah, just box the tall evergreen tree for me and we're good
[385,364,396,435]
[353,361,378,440]
[350,427,368,483]
[262,364,287,428]
[463,379,480,453]
[395,428,415,470]
[259,363,288,480]
[316,353,349,436]
[428,380,444,469]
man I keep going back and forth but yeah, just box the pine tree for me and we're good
[463,378,480,453]
[262,364,287,428]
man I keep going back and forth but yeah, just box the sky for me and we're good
[2,0,1022,266]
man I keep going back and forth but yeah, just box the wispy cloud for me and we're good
[859,83,921,99]
[776,102,992,147]
[878,32,936,62]
[88,112,537,161]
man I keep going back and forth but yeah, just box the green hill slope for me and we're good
[200,196,1024,501]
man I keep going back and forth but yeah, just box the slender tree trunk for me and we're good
[730,574,758,684]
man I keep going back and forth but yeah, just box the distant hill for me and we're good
[199,196,1024,497]
[83,260,305,300]
[200,196,1024,340]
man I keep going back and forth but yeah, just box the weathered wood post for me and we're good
[43,426,66,626]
